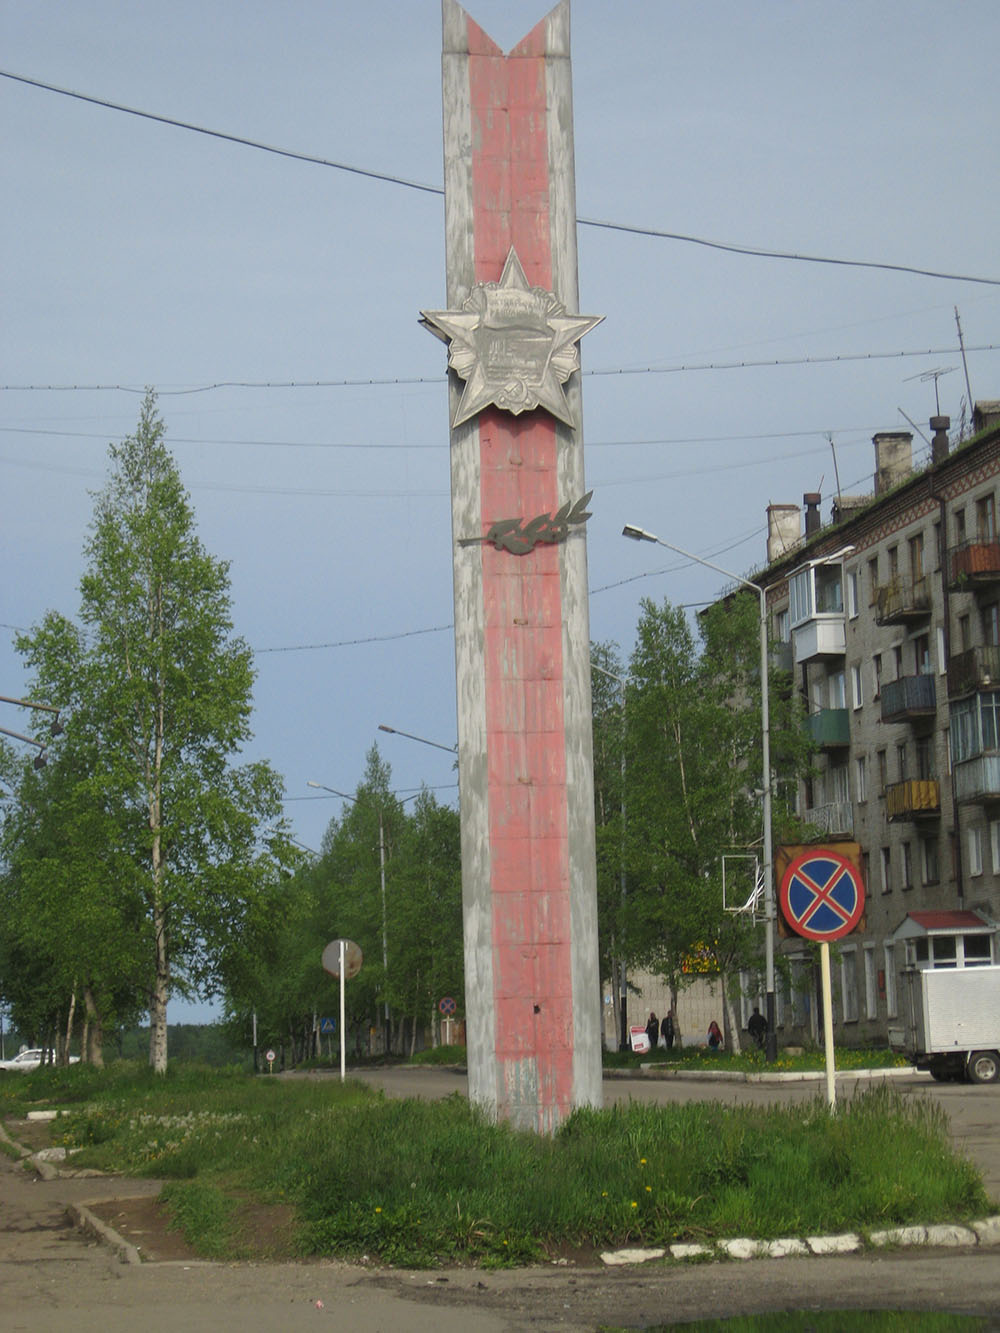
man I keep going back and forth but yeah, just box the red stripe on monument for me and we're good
[467,13,574,1123]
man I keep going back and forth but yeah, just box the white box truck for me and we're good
[896,965,1000,1084]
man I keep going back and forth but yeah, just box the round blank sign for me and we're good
[322,938,363,979]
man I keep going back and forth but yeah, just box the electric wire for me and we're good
[3,67,999,288]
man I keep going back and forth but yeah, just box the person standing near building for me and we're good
[747,1007,767,1050]
[645,1011,660,1051]
[662,1010,674,1049]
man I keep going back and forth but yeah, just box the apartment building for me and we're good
[746,401,1000,1046]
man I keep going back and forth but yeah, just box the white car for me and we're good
[0,1048,80,1073]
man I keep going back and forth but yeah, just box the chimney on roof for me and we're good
[973,401,1000,434]
[930,415,950,464]
[874,431,913,495]
[767,503,801,564]
[803,492,822,537]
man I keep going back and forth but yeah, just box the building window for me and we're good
[990,819,1000,874]
[864,945,877,1020]
[909,532,924,581]
[829,669,846,709]
[893,644,904,679]
[977,493,996,541]
[958,613,971,652]
[933,936,958,968]
[902,842,913,889]
[914,633,931,675]
[840,950,858,1022]
[955,508,966,544]
[933,521,943,570]
[897,741,908,781]
[873,654,883,698]
[888,545,900,579]
[847,570,859,618]
[964,935,993,966]
[922,836,939,885]
[775,607,790,642]
[867,556,879,605]
[951,692,1000,763]
[851,665,863,710]
[915,735,935,781]
[937,626,947,675]
[877,749,888,793]
[880,846,891,894]
[983,603,1000,647]
[968,826,983,877]
[884,944,897,1018]
[856,755,868,803]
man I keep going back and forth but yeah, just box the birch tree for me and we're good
[14,391,290,1071]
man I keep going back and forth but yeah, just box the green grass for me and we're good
[0,1064,987,1268]
[606,1315,988,1332]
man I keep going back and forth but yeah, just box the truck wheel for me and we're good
[966,1051,1000,1084]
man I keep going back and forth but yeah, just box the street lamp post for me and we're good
[378,724,457,755]
[622,524,778,1062]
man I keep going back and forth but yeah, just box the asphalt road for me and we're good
[1,1067,998,1331]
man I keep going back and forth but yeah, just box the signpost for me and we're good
[322,938,363,1083]
[779,849,866,1108]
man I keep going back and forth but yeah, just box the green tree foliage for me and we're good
[597,592,810,1046]
[224,748,463,1062]
[2,392,293,1070]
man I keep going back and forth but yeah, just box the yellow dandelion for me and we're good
[639,1158,647,1165]
[645,1186,652,1193]
[630,1201,638,1209]
[375,1207,382,1213]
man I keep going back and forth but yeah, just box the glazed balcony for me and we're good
[802,801,853,837]
[948,539,1000,589]
[804,708,850,748]
[953,755,1000,805]
[885,779,940,821]
[947,645,1000,699]
[875,576,931,626]
[880,673,936,724]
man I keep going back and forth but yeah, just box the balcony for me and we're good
[875,576,931,625]
[792,616,846,665]
[947,645,1000,699]
[885,779,940,821]
[804,708,850,748]
[953,754,1000,805]
[948,539,1000,589]
[880,673,936,724]
[802,801,853,837]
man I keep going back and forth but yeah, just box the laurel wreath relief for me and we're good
[459,491,593,555]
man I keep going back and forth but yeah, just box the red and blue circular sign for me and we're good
[779,849,865,942]
[438,996,457,1015]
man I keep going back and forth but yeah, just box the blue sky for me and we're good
[3,2,998,1021]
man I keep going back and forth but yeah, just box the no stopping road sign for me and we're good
[779,848,865,942]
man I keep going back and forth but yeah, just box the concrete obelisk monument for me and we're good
[421,0,603,1131]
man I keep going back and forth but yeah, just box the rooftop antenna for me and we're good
[955,306,974,429]
[905,366,956,416]
[826,434,843,512]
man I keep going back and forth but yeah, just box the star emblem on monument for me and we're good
[420,248,603,429]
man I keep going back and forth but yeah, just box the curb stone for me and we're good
[67,1200,144,1265]
[600,1217,1000,1266]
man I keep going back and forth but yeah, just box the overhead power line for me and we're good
[4,68,1000,288]
[3,343,996,397]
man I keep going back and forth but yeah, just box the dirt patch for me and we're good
[4,1115,58,1153]
[86,1193,301,1263]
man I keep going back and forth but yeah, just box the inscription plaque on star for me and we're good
[420,248,603,430]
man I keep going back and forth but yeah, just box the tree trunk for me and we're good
[722,975,742,1055]
[149,895,170,1073]
[63,986,77,1065]
[83,986,104,1068]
